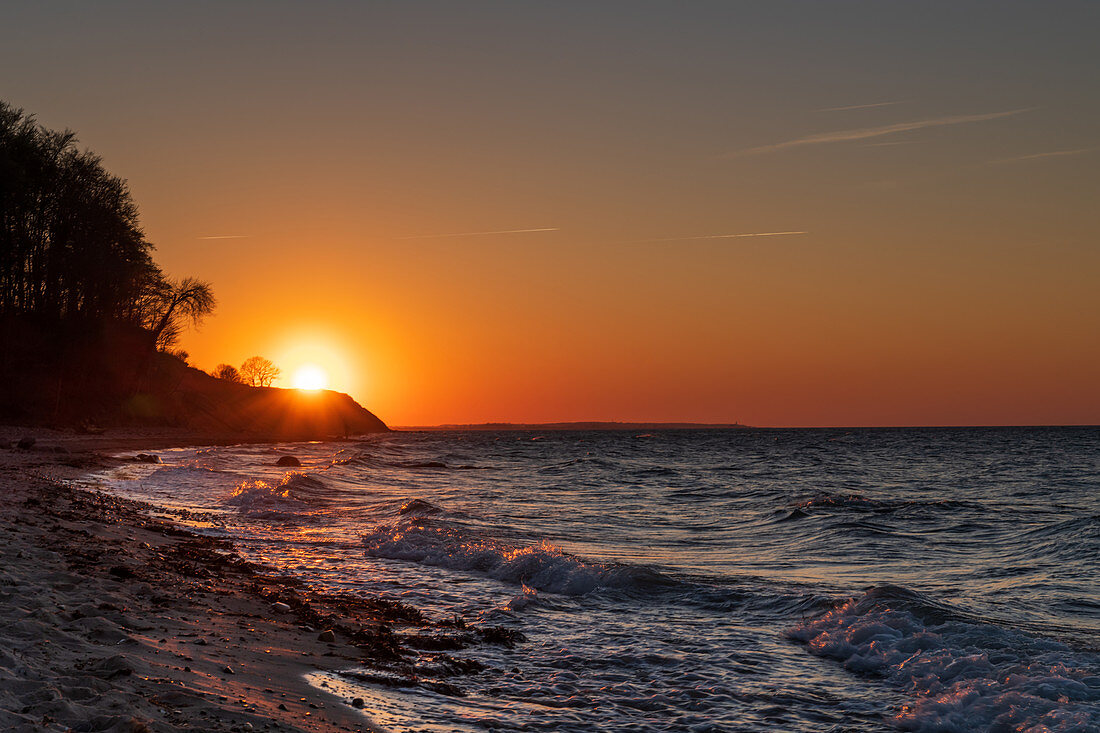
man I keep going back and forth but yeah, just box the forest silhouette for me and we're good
[0,102,212,341]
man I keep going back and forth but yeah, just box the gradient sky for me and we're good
[3,1,1098,426]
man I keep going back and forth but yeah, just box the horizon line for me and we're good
[389,422,1098,431]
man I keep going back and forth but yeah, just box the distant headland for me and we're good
[396,422,750,431]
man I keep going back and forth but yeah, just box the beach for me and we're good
[0,428,480,733]
[5,426,1099,731]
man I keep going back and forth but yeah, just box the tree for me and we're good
[212,363,243,383]
[0,100,213,350]
[0,101,160,323]
[240,356,279,387]
[144,276,216,350]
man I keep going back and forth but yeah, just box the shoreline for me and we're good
[0,428,496,732]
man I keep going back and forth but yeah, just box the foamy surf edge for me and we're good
[789,585,1100,731]
[360,523,670,596]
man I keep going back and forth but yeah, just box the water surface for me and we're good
[97,427,1100,731]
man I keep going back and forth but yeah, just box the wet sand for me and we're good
[0,427,492,732]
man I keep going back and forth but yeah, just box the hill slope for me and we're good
[130,356,388,438]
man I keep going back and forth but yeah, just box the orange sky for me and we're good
[3,3,1098,426]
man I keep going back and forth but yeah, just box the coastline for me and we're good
[0,428,489,732]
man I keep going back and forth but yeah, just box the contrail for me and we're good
[983,147,1098,165]
[635,231,808,243]
[197,235,251,240]
[731,109,1033,157]
[399,227,559,240]
[819,101,901,112]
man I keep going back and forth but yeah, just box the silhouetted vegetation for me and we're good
[2,103,151,323]
[212,364,244,383]
[147,277,216,350]
[0,101,388,434]
[0,101,215,423]
[240,356,280,388]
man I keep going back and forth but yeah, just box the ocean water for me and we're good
[94,427,1100,732]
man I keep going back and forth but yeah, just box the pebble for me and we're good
[223,665,235,674]
[352,698,365,709]
[318,629,336,643]
[272,602,291,613]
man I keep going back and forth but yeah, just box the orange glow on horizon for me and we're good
[41,4,1093,428]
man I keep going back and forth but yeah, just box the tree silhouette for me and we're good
[1,102,159,323]
[145,277,216,350]
[240,356,279,387]
[213,364,243,383]
[0,101,213,343]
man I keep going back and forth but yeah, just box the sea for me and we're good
[92,427,1100,732]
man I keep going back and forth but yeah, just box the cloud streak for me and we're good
[197,234,250,240]
[819,101,901,112]
[399,227,559,240]
[983,147,1098,165]
[635,231,808,243]
[732,109,1033,157]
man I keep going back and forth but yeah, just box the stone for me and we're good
[276,455,301,467]
[272,601,291,613]
[16,436,35,450]
[352,697,365,709]
[318,629,336,643]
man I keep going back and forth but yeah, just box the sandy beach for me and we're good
[0,427,489,733]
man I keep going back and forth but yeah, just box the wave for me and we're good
[780,492,978,519]
[789,585,1100,731]
[223,472,330,517]
[398,498,441,516]
[331,454,481,471]
[360,522,672,596]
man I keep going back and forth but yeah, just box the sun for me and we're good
[291,364,328,391]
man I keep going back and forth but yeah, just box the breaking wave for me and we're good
[360,522,672,596]
[224,472,330,517]
[789,585,1100,731]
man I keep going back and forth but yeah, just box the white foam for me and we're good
[360,523,665,596]
[223,472,327,516]
[790,588,1100,731]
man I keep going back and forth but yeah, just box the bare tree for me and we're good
[212,363,243,383]
[145,277,216,350]
[240,356,280,387]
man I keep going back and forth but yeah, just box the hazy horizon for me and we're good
[3,1,1098,427]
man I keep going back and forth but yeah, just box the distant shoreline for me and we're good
[393,423,1100,432]
[393,421,751,432]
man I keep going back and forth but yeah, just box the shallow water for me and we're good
[95,427,1100,731]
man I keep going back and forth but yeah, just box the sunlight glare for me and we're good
[292,364,328,391]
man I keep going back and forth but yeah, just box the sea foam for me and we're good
[361,521,668,596]
[789,585,1100,731]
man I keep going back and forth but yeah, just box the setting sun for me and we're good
[291,364,328,391]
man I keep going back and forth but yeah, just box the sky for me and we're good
[2,1,1098,426]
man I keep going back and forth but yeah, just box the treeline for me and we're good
[0,101,211,348]
[0,101,214,423]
